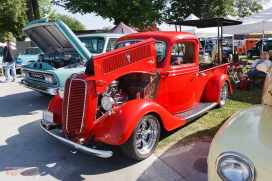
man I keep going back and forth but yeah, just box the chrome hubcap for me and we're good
[220,83,228,105]
[136,116,158,155]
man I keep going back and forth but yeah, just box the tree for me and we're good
[165,0,270,22]
[49,13,86,30]
[0,0,28,41]
[26,0,40,22]
[51,0,167,29]
[231,0,269,19]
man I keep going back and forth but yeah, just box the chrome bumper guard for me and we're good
[40,120,113,158]
[20,79,58,95]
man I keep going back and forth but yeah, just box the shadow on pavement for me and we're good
[0,90,53,117]
[0,120,142,180]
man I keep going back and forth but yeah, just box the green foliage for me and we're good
[49,13,86,30]
[39,0,54,18]
[51,0,167,29]
[0,0,28,41]
[165,0,269,22]
[231,0,269,19]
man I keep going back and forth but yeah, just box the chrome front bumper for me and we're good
[40,120,113,158]
[20,79,58,95]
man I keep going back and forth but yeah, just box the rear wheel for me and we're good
[247,51,252,58]
[120,114,160,160]
[217,82,228,108]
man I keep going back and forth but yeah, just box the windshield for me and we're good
[79,37,105,54]
[115,40,166,62]
[24,48,42,55]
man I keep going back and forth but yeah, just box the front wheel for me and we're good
[120,114,160,160]
[216,82,228,108]
[247,51,252,58]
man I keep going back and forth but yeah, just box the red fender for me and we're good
[47,94,63,125]
[204,73,233,103]
[90,99,186,145]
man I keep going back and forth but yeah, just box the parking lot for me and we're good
[0,75,208,181]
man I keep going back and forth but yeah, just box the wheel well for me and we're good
[145,112,165,132]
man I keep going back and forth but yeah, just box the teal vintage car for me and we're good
[20,19,124,95]
[16,47,43,69]
[208,64,272,181]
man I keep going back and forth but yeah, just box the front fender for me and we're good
[47,94,63,125]
[208,105,272,181]
[204,73,232,103]
[90,99,186,145]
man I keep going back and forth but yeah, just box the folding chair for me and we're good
[228,63,242,84]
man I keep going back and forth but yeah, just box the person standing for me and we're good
[2,39,18,83]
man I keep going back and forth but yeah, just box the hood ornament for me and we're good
[125,52,131,63]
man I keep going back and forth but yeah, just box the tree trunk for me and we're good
[26,0,33,22]
[31,0,40,20]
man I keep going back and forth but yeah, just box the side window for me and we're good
[106,38,118,52]
[170,42,194,66]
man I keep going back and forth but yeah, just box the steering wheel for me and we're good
[171,57,183,66]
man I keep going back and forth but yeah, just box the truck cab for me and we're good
[247,38,272,58]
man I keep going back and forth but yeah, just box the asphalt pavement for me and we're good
[0,75,209,181]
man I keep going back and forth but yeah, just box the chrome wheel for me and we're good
[218,82,228,108]
[136,116,159,155]
[121,114,160,160]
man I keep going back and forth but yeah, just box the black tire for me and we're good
[120,114,160,160]
[216,82,228,108]
[247,51,252,58]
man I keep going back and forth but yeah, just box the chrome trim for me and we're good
[20,79,58,95]
[21,68,59,85]
[40,121,113,158]
[65,75,87,139]
[216,151,255,181]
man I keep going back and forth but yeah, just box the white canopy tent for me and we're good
[224,7,272,35]
[164,14,232,38]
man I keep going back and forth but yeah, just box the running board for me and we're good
[174,102,217,123]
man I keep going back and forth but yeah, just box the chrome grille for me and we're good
[23,70,57,85]
[63,77,86,140]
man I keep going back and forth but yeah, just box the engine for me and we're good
[97,80,131,118]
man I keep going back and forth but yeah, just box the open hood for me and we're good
[22,19,92,61]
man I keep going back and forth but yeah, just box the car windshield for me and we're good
[115,40,166,62]
[24,48,42,55]
[79,37,105,54]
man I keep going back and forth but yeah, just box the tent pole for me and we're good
[262,20,264,52]
[262,31,264,52]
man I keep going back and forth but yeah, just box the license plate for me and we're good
[43,111,53,123]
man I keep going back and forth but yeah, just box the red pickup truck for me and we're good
[41,18,242,160]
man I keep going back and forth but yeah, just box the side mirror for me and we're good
[257,64,269,73]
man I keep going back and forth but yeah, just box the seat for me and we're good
[232,54,239,63]
[228,63,242,84]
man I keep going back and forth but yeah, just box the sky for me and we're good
[52,2,272,31]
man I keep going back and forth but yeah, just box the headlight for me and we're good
[16,58,22,63]
[21,71,27,78]
[101,96,115,111]
[58,87,64,99]
[216,152,255,181]
[44,75,56,84]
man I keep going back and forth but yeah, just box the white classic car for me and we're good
[208,63,272,181]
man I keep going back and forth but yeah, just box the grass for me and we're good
[155,54,263,153]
